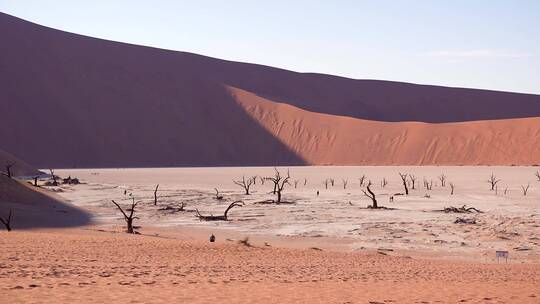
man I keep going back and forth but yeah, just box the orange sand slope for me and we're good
[230,86,540,165]
[0,174,91,229]
[0,149,41,177]
[1,229,538,304]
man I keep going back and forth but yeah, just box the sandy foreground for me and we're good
[1,227,539,304]
[2,166,540,303]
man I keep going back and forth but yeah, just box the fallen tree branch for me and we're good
[440,205,483,213]
[195,201,244,221]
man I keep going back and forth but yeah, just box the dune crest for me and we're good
[229,86,540,165]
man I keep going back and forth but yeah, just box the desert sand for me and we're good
[1,165,540,302]
[1,12,540,168]
[1,229,539,304]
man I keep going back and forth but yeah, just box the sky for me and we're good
[1,0,539,94]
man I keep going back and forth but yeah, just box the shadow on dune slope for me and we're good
[0,175,92,229]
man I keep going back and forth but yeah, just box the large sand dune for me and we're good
[1,12,539,167]
[230,86,540,165]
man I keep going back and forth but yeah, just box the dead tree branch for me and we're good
[214,188,224,200]
[4,162,15,178]
[361,181,379,208]
[153,184,159,205]
[440,205,483,213]
[0,210,13,231]
[358,175,366,187]
[438,174,447,187]
[49,169,58,186]
[234,176,254,195]
[195,201,244,221]
[487,173,500,191]
[449,182,455,195]
[398,172,409,195]
[342,178,348,189]
[522,184,530,196]
[409,175,417,190]
[267,168,290,203]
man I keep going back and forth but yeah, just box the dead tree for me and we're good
[438,174,447,187]
[4,162,15,178]
[423,179,433,190]
[267,168,290,203]
[535,171,540,182]
[409,175,417,190]
[49,169,58,186]
[342,178,348,189]
[522,184,530,196]
[441,205,482,213]
[153,184,159,205]
[195,201,244,221]
[449,182,455,195]
[251,176,258,185]
[381,178,387,188]
[323,179,329,189]
[112,198,140,234]
[0,210,12,231]
[504,187,509,195]
[329,178,335,187]
[361,181,379,208]
[259,176,266,185]
[398,173,409,195]
[358,175,366,187]
[234,176,254,195]
[293,180,299,188]
[304,178,308,186]
[214,188,224,200]
[33,176,39,187]
[487,173,500,191]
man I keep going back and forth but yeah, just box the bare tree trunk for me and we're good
[154,184,159,205]
[234,176,254,195]
[0,210,12,232]
[438,174,447,187]
[409,175,417,190]
[398,173,409,195]
[49,169,58,186]
[522,184,530,196]
[4,162,15,178]
[112,198,140,234]
[361,181,378,208]
[487,173,500,191]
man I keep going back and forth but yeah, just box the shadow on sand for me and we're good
[0,175,92,230]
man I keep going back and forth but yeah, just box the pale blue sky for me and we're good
[1,1,539,94]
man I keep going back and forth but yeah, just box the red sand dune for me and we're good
[0,12,539,167]
[229,86,540,165]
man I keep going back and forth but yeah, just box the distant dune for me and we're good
[229,86,540,165]
[0,149,42,177]
[0,12,539,167]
